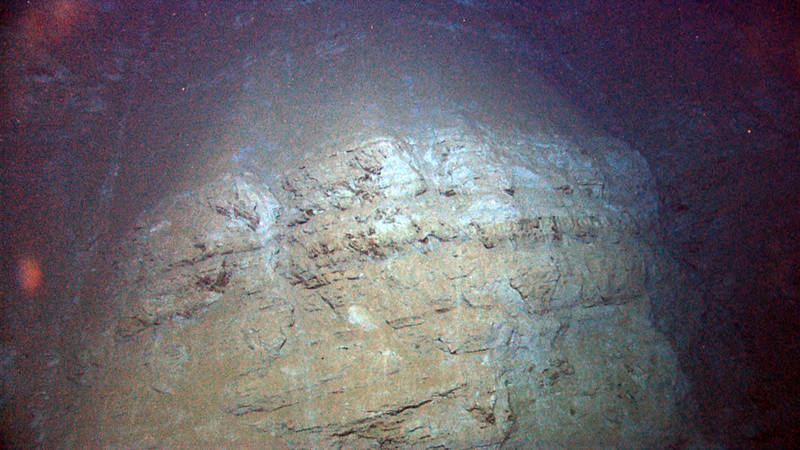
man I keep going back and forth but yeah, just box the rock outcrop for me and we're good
[74,123,692,447]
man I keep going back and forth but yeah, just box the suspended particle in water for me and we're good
[16,256,43,295]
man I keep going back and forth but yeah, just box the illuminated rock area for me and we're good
[73,123,696,447]
[4,0,798,446]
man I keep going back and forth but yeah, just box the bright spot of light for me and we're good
[16,256,44,295]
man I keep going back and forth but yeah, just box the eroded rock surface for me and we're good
[74,125,693,447]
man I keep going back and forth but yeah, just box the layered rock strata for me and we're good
[74,125,690,447]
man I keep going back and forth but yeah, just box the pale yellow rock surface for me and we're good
[73,124,693,447]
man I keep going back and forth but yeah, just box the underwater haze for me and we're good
[1,0,799,447]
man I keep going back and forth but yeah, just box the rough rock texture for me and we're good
[74,125,692,447]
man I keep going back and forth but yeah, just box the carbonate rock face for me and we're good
[74,123,693,447]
